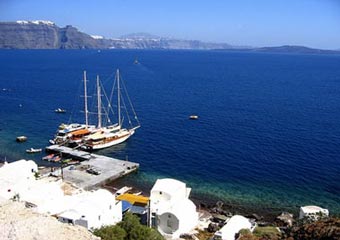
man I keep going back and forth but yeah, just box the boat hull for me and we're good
[82,129,135,151]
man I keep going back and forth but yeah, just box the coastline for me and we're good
[105,174,290,222]
[0,155,330,221]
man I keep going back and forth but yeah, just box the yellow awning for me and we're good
[116,193,149,205]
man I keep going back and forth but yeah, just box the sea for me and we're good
[0,49,339,215]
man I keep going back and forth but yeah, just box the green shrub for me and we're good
[94,212,163,240]
[93,225,126,240]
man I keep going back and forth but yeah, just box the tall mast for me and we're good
[83,71,89,128]
[97,75,102,128]
[117,69,121,127]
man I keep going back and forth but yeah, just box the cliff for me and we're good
[0,21,339,53]
[0,21,233,50]
[0,21,105,49]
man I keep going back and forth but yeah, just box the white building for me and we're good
[213,215,255,240]
[0,160,122,230]
[0,160,38,200]
[58,189,122,230]
[150,178,198,239]
[299,205,329,220]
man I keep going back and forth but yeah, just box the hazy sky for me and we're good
[1,0,340,49]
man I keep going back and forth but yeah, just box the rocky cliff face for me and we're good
[0,21,233,50]
[0,21,59,49]
[108,37,233,50]
[57,25,103,49]
[0,21,105,49]
[1,21,336,53]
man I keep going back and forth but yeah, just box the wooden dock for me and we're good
[45,145,139,190]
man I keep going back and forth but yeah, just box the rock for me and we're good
[275,212,294,227]
[0,21,234,50]
[287,218,340,240]
[0,21,107,49]
[0,200,99,240]
[207,222,219,233]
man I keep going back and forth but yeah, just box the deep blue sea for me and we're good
[0,50,339,214]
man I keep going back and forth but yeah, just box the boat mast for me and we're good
[83,71,89,128]
[117,69,121,128]
[97,75,102,128]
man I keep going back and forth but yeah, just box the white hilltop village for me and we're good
[0,159,331,240]
[16,20,55,25]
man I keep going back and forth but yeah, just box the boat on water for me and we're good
[16,136,27,142]
[51,156,61,162]
[26,148,42,153]
[42,154,61,162]
[50,71,97,145]
[81,69,140,151]
[51,123,96,145]
[42,154,55,161]
[189,115,199,120]
[55,108,66,113]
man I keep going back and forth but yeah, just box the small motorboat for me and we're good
[16,136,27,142]
[52,156,61,162]
[189,115,199,120]
[55,108,66,113]
[42,154,55,161]
[26,148,42,153]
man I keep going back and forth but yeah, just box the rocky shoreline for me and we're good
[105,176,287,223]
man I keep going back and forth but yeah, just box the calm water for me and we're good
[0,50,339,214]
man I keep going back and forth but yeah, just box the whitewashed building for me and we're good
[0,160,38,200]
[0,160,122,230]
[58,189,122,230]
[299,205,329,220]
[212,215,255,240]
[150,178,198,239]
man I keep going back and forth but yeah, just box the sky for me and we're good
[0,0,340,49]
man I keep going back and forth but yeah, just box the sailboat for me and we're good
[50,71,96,145]
[81,69,140,151]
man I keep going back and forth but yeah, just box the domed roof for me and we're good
[151,178,187,197]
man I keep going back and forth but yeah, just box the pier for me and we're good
[45,145,139,190]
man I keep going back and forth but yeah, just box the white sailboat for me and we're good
[51,71,96,145]
[81,69,140,150]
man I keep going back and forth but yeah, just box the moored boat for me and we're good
[51,156,61,162]
[42,154,55,161]
[16,136,27,142]
[50,71,98,146]
[189,115,199,120]
[26,148,42,153]
[55,108,66,113]
[81,69,140,150]
[51,123,96,145]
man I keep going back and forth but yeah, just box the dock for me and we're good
[45,145,139,190]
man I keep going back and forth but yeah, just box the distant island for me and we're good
[0,20,339,54]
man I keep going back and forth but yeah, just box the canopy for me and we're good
[116,193,149,205]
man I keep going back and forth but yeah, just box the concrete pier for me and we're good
[45,145,139,190]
